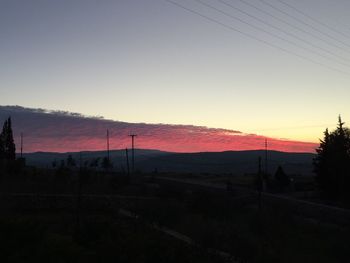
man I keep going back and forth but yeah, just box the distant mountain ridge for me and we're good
[22,149,169,168]
[138,150,315,175]
[22,149,315,175]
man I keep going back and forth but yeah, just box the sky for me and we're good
[1,0,350,146]
[0,106,317,153]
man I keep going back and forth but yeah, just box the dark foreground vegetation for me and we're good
[0,212,225,263]
[0,170,349,263]
[0,116,350,262]
[122,181,350,263]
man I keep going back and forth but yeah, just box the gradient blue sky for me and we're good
[1,0,350,143]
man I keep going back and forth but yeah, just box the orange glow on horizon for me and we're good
[2,106,318,154]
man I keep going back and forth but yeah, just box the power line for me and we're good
[180,0,350,71]
[163,0,349,75]
[216,0,350,65]
[196,0,350,67]
[237,0,350,53]
[275,0,350,40]
[259,0,350,49]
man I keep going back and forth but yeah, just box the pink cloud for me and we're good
[0,106,317,153]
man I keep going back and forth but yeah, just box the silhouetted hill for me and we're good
[22,149,170,168]
[137,150,314,175]
[22,149,314,175]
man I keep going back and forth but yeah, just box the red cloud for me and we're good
[1,106,317,153]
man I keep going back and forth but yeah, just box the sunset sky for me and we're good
[0,106,318,153]
[1,0,350,148]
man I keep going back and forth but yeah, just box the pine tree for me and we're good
[0,118,16,161]
[4,117,16,160]
[0,123,4,159]
[314,129,332,196]
[314,116,350,201]
[0,119,8,160]
[67,155,76,168]
[274,166,289,191]
[102,157,111,170]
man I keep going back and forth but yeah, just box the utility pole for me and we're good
[125,148,130,177]
[129,134,137,172]
[20,132,23,158]
[76,151,83,234]
[265,139,268,175]
[258,156,262,211]
[107,129,110,164]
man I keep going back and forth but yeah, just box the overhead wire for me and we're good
[275,0,350,40]
[163,0,349,75]
[258,0,350,49]
[193,0,350,68]
[237,0,349,53]
[215,0,350,65]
